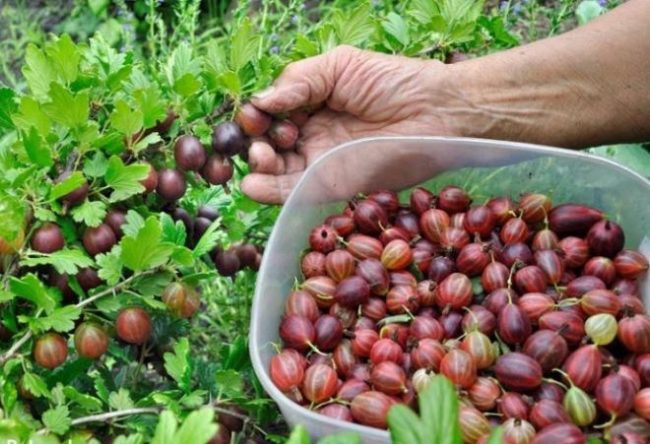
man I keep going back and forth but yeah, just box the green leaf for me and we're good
[113,435,145,444]
[0,88,17,133]
[318,433,361,444]
[0,190,26,242]
[42,405,71,435]
[165,42,202,97]
[84,151,109,178]
[230,19,260,72]
[174,73,202,97]
[174,408,218,444]
[132,87,166,128]
[71,200,107,227]
[22,372,51,399]
[22,127,53,167]
[110,99,143,136]
[21,248,94,275]
[96,247,123,286]
[408,0,440,24]
[383,13,410,46]
[46,34,80,84]
[9,274,57,313]
[88,0,109,15]
[31,305,81,333]
[576,0,605,25]
[287,425,310,444]
[62,386,103,411]
[332,3,374,46]
[42,83,89,130]
[192,220,225,258]
[22,44,58,99]
[388,405,424,444]
[12,96,52,136]
[478,16,519,46]
[133,132,162,153]
[50,171,86,200]
[440,0,483,25]
[122,210,145,238]
[171,247,194,267]
[121,217,174,271]
[93,374,110,403]
[133,272,174,297]
[486,427,504,444]
[160,212,187,245]
[104,156,149,202]
[0,290,13,303]
[151,410,178,444]
[164,338,192,392]
[293,34,319,58]
[420,375,461,444]
[214,370,243,398]
[109,388,134,410]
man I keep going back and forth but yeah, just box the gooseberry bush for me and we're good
[0,0,628,443]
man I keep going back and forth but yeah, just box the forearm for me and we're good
[441,0,650,148]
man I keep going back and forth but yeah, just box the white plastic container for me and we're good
[250,137,650,443]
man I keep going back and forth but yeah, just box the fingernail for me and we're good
[253,86,275,100]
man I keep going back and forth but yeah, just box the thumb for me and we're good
[251,45,358,114]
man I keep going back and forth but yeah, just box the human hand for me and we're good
[241,45,461,204]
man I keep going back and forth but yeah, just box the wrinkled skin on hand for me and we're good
[242,46,457,204]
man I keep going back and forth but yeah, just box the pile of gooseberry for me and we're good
[269,186,650,443]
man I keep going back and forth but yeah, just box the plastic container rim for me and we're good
[249,135,650,438]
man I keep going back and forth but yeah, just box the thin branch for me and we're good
[0,332,32,366]
[36,407,161,434]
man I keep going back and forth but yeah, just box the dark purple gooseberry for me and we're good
[395,210,420,237]
[212,121,246,157]
[156,169,187,201]
[428,256,457,283]
[174,135,206,171]
[500,243,533,268]
[140,162,158,193]
[268,119,299,150]
[335,276,370,307]
[49,271,74,301]
[314,315,344,351]
[236,244,258,268]
[498,304,532,345]
[56,171,89,206]
[202,154,233,185]
[353,199,388,235]
[235,103,272,137]
[410,187,434,215]
[104,210,126,239]
[440,311,464,339]
[76,267,103,291]
[83,223,117,256]
[193,217,212,241]
[483,288,518,315]
[369,190,400,215]
[213,248,241,277]
[356,258,390,296]
[171,207,194,235]
[586,220,625,258]
[464,205,496,238]
[31,223,65,253]
[438,185,470,214]
[197,205,220,221]
[279,315,315,352]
